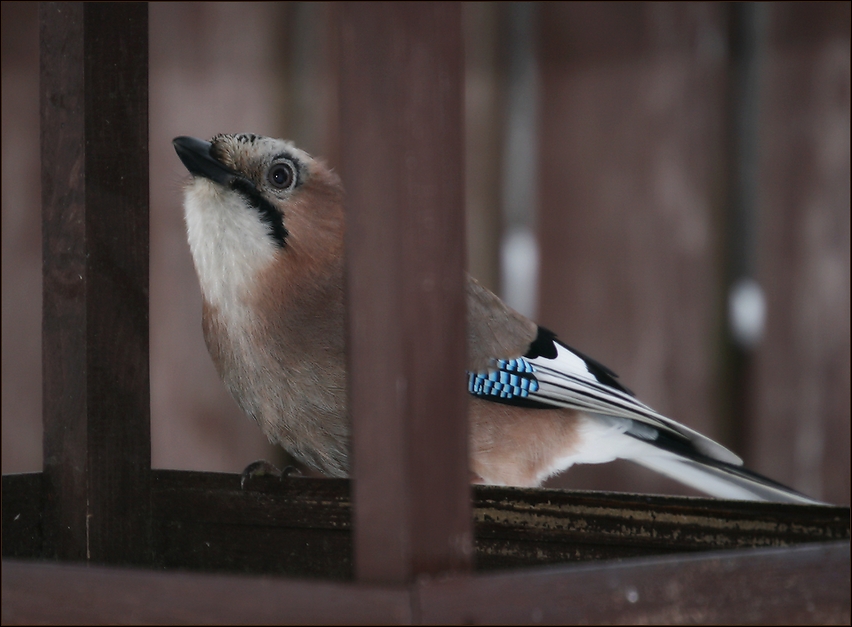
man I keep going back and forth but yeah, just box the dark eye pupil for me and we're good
[269,163,294,189]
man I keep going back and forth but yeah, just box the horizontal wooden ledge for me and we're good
[0,557,410,625]
[416,541,851,624]
[2,542,849,625]
[2,470,849,578]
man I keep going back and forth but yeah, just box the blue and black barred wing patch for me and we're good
[467,358,553,409]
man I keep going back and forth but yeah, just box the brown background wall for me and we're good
[2,2,848,504]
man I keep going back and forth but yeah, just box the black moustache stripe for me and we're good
[230,177,289,248]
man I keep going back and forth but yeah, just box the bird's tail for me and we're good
[631,452,823,505]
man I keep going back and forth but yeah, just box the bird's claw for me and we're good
[240,460,302,490]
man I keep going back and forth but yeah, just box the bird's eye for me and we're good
[268,162,296,190]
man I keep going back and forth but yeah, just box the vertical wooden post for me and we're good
[340,2,472,583]
[41,2,151,565]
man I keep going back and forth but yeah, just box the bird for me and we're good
[173,133,819,505]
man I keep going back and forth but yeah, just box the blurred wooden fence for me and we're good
[1,2,849,622]
[3,1,848,504]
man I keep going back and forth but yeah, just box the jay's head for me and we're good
[173,134,344,310]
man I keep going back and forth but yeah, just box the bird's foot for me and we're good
[240,459,302,490]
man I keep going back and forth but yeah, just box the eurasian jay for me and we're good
[173,133,818,504]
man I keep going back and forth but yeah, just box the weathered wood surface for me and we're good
[3,542,848,624]
[4,471,848,579]
[39,1,151,566]
[417,541,851,625]
[0,473,42,560]
[340,1,471,584]
[0,558,412,626]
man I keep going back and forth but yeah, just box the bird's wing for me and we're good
[464,276,822,504]
[467,324,743,466]
[466,276,538,372]
[466,324,823,504]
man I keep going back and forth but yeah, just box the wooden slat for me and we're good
[339,1,472,583]
[3,543,848,624]
[150,472,852,574]
[40,0,87,565]
[0,473,43,559]
[7,472,848,577]
[151,472,353,579]
[40,2,150,566]
[417,542,851,624]
[150,473,851,576]
[471,484,850,568]
[0,559,412,626]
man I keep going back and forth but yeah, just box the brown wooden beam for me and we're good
[40,2,150,566]
[3,542,848,624]
[0,558,412,625]
[339,1,471,583]
[417,541,851,624]
[6,471,848,578]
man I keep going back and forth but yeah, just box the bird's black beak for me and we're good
[173,136,238,186]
